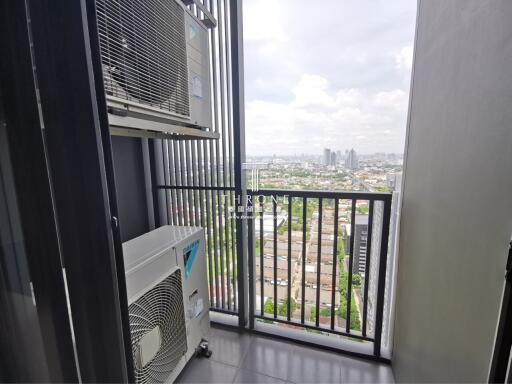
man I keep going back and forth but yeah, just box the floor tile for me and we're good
[241,336,294,380]
[288,345,342,383]
[176,358,238,383]
[234,369,288,383]
[339,357,394,383]
[208,327,253,367]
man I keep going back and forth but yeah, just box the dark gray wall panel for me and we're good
[112,136,149,242]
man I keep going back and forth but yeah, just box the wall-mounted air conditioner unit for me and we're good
[122,225,210,383]
[95,0,218,140]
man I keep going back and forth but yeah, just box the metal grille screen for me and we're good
[128,269,187,384]
[96,0,190,117]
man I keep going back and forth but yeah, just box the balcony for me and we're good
[154,181,394,359]
[3,0,512,383]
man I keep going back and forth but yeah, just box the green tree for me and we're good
[264,298,274,315]
[277,297,297,317]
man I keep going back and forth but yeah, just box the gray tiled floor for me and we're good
[176,326,394,383]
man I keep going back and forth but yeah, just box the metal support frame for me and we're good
[230,0,248,329]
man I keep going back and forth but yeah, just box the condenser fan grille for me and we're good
[96,0,190,117]
[128,269,187,384]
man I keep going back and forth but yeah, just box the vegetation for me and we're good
[310,307,332,320]
[278,222,288,235]
[277,298,297,317]
[336,238,361,331]
[352,273,362,286]
[337,232,345,262]
[374,186,390,193]
[264,298,274,315]
[337,271,361,330]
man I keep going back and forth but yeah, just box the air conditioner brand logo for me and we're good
[183,240,200,279]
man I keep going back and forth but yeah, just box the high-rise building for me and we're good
[336,150,342,164]
[352,214,368,274]
[322,148,331,166]
[330,151,337,166]
[345,148,359,170]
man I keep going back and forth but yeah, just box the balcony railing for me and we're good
[247,189,392,356]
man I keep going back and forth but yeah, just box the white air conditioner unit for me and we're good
[122,225,210,384]
[95,0,217,139]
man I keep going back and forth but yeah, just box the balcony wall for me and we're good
[393,0,512,381]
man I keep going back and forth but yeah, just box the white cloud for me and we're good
[395,46,414,71]
[246,75,410,155]
[292,75,336,108]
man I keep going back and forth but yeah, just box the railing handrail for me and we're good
[248,188,392,201]
[155,185,392,202]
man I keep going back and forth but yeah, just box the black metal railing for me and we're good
[247,189,392,356]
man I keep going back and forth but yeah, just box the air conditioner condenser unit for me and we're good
[95,0,215,138]
[122,225,210,383]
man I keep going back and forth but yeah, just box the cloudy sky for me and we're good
[242,0,417,156]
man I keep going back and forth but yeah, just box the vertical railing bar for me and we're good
[224,194,231,310]
[373,198,392,356]
[197,141,205,227]
[161,139,170,225]
[179,141,189,226]
[223,182,232,307]
[166,140,177,225]
[216,0,228,191]
[206,189,215,307]
[331,198,339,330]
[191,140,200,225]
[247,196,255,328]
[315,198,322,328]
[211,190,220,308]
[223,0,234,189]
[301,197,307,324]
[273,195,277,318]
[362,199,374,337]
[346,198,357,333]
[185,141,194,226]
[231,190,237,310]
[204,145,215,307]
[217,189,225,309]
[287,196,292,321]
[259,195,264,317]
[172,141,183,226]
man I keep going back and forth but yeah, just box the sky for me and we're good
[243,0,417,156]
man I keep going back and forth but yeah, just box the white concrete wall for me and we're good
[392,1,512,382]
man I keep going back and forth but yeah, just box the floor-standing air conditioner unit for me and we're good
[95,0,215,137]
[122,226,210,383]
